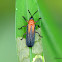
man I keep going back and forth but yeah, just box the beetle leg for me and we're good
[35,24,40,28]
[35,31,43,38]
[21,33,26,40]
[18,25,27,30]
[22,16,27,22]
[35,18,42,23]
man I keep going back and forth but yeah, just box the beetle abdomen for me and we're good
[26,39,34,47]
[26,25,35,47]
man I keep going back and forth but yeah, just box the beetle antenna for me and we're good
[28,10,32,16]
[33,10,38,16]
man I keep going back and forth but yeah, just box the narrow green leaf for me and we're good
[16,0,45,62]
[29,47,32,62]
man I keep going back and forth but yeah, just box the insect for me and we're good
[18,10,43,47]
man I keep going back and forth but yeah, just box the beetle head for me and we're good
[30,16,34,20]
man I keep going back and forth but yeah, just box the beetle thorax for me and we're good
[28,19,35,25]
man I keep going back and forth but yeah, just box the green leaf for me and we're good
[16,0,44,62]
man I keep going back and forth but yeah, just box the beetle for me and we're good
[18,10,43,47]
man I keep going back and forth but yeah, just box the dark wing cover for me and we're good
[26,25,35,47]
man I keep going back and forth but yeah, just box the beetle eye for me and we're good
[30,17,34,20]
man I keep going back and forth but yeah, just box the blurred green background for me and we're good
[0,0,62,62]
[0,0,18,62]
[37,0,62,62]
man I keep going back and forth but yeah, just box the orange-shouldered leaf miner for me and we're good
[18,10,43,47]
